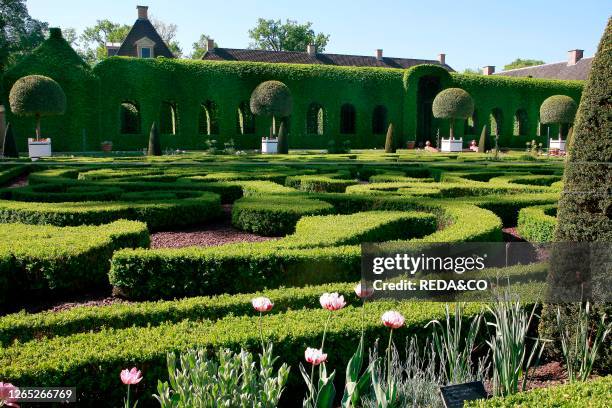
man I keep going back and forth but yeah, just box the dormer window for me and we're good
[135,36,156,58]
[140,47,152,58]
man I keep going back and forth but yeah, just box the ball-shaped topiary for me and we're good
[9,75,66,139]
[432,88,474,140]
[540,95,577,125]
[249,80,293,119]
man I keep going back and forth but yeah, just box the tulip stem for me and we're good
[321,312,332,352]
[387,329,394,392]
[258,311,265,354]
[126,384,131,408]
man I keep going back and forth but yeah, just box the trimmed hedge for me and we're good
[0,192,221,230]
[0,165,29,185]
[465,375,612,407]
[0,220,149,306]
[0,281,358,347]
[9,183,124,202]
[231,195,334,236]
[0,300,483,406]
[286,175,358,192]
[517,205,557,242]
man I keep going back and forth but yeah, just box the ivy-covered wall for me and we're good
[2,32,584,152]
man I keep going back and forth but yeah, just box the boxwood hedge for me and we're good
[517,205,557,242]
[0,220,149,306]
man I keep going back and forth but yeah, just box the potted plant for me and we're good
[8,75,66,159]
[250,80,293,154]
[540,95,577,153]
[432,87,474,152]
[101,141,113,152]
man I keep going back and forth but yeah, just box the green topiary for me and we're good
[8,75,66,140]
[540,95,578,139]
[477,125,487,153]
[2,123,19,158]
[432,88,474,140]
[148,122,161,156]
[384,123,395,153]
[541,17,612,374]
[277,118,288,154]
[249,80,293,119]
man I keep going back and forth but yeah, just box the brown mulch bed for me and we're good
[483,361,569,395]
[151,223,277,248]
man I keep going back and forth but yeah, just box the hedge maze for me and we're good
[0,154,578,405]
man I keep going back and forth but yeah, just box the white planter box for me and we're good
[549,139,566,151]
[440,138,463,152]
[28,138,52,159]
[261,138,278,154]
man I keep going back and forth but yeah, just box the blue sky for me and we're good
[26,0,609,71]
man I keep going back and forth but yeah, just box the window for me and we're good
[199,100,219,135]
[160,101,177,135]
[306,103,325,135]
[120,102,140,134]
[372,105,388,134]
[140,47,152,58]
[340,103,356,134]
[464,110,478,135]
[513,109,528,136]
[490,108,503,136]
[236,101,255,135]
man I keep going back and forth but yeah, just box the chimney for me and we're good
[307,44,317,56]
[376,49,383,61]
[483,65,495,75]
[568,49,583,66]
[206,38,215,51]
[438,53,446,65]
[137,5,148,20]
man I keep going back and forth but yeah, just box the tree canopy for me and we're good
[432,88,475,120]
[151,17,182,57]
[9,74,66,116]
[503,58,545,71]
[0,0,47,72]
[248,19,329,52]
[250,81,293,118]
[539,95,577,125]
[79,19,130,64]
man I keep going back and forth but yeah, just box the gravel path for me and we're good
[5,172,28,188]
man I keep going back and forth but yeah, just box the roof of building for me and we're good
[494,58,592,80]
[202,48,454,70]
[115,17,174,58]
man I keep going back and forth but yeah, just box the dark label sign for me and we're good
[440,381,488,408]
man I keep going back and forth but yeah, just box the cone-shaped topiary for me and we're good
[9,74,66,140]
[3,123,19,158]
[384,123,395,153]
[540,95,578,138]
[432,88,474,140]
[477,125,487,153]
[277,119,288,154]
[540,17,612,373]
[148,122,161,156]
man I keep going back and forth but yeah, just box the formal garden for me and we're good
[0,10,610,408]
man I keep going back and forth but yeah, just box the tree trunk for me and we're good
[449,120,455,140]
[36,114,41,140]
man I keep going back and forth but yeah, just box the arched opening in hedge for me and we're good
[489,108,503,136]
[160,101,177,135]
[340,103,356,134]
[513,108,528,136]
[119,101,140,134]
[306,103,325,135]
[372,105,388,134]
[464,110,478,135]
[199,100,219,135]
[237,101,255,135]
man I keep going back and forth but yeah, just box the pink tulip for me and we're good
[354,283,374,299]
[0,382,19,408]
[382,310,405,329]
[304,347,327,366]
[120,367,143,385]
[320,292,346,311]
[251,296,274,312]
